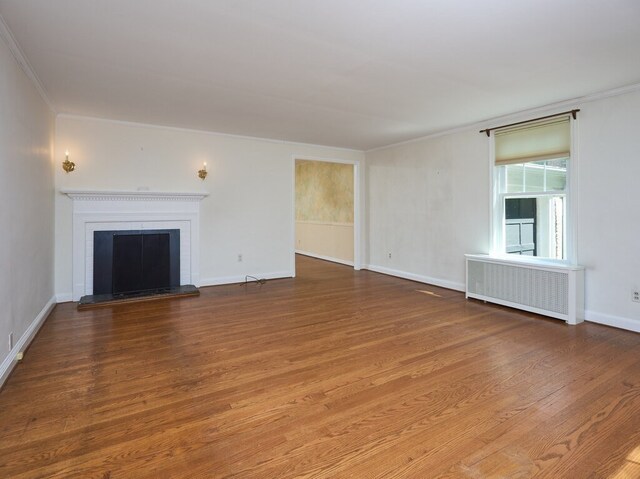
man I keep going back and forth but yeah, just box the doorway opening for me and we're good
[293,157,360,274]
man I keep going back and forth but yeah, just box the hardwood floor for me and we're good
[1,255,639,478]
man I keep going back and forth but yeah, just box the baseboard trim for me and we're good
[364,264,465,292]
[0,295,56,389]
[199,271,293,287]
[295,250,354,267]
[585,310,640,333]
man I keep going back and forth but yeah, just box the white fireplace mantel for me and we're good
[62,190,208,301]
[62,190,208,202]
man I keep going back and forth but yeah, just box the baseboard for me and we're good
[364,264,465,292]
[585,310,640,333]
[0,295,56,389]
[295,250,354,267]
[199,271,294,287]
[56,293,73,303]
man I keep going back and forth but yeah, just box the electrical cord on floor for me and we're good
[241,275,267,286]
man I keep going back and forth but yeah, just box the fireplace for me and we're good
[62,190,208,302]
[93,229,180,296]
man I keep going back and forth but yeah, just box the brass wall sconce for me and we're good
[198,162,208,180]
[62,150,75,173]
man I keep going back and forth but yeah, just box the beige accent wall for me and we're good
[296,222,354,264]
[295,160,354,263]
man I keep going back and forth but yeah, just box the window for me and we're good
[492,116,573,261]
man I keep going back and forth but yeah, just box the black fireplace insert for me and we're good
[93,229,180,296]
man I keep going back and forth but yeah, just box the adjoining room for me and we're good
[295,158,357,268]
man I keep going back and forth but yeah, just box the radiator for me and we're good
[465,254,584,325]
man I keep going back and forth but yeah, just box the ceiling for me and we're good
[1,0,639,150]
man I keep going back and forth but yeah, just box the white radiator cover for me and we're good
[465,254,584,325]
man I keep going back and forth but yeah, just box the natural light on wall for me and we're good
[493,116,571,260]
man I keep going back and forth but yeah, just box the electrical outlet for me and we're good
[633,290,640,303]
[388,252,392,259]
[238,254,243,262]
[8,332,13,350]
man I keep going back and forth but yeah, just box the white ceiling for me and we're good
[1,0,639,150]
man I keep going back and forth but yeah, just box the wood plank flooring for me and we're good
[1,255,639,478]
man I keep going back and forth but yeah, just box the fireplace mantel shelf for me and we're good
[61,190,208,202]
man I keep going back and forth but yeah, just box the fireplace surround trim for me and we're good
[62,190,208,301]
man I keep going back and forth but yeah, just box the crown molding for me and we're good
[0,13,55,113]
[55,113,364,154]
[366,81,640,153]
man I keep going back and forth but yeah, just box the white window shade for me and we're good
[495,117,570,166]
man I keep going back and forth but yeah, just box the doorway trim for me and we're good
[291,155,361,276]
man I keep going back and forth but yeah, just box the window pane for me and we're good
[547,158,567,169]
[524,164,545,192]
[545,160,567,191]
[505,164,524,193]
[504,195,565,259]
[501,158,567,194]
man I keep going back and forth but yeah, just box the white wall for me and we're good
[0,32,55,380]
[54,116,364,297]
[578,90,640,330]
[365,88,640,330]
[365,130,489,291]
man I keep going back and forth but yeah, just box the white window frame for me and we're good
[489,116,579,264]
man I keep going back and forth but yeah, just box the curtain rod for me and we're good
[479,109,580,137]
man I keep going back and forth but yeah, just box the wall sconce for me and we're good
[198,162,208,180]
[62,150,75,173]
